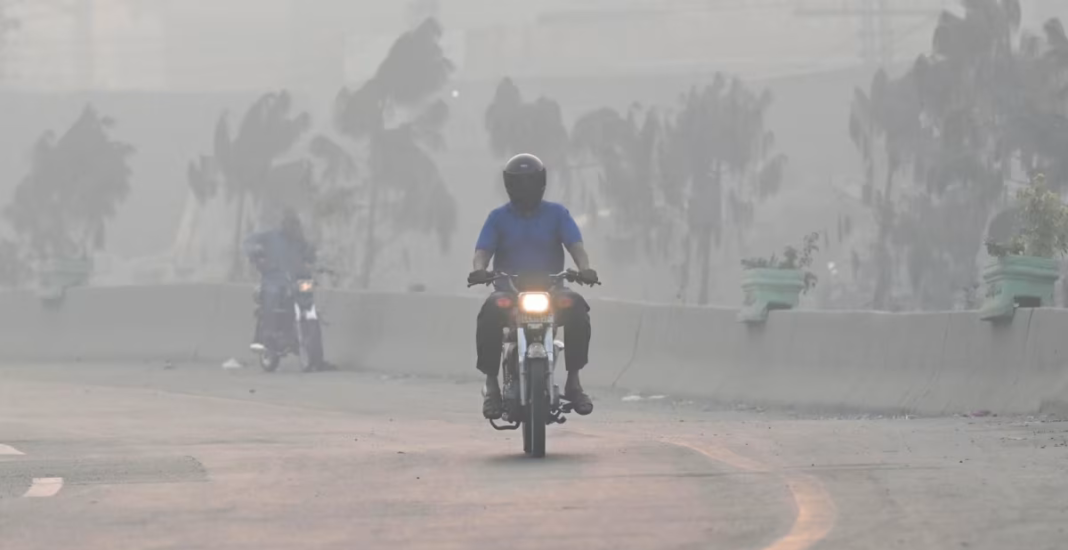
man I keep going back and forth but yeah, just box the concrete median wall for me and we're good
[612,305,1068,415]
[1,285,1067,416]
[0,285,250,363]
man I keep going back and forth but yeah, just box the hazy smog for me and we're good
[0,0,1057,306]
[2,1,1068,549]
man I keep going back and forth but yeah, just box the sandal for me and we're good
[566,391,594,416]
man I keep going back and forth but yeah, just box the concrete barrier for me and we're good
[613,305,1068,415]
[320,291,482,377]
[0,285,251,363]
[2,284,1067,416]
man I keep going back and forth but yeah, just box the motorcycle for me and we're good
[469,269,599,458]
[253,272,325,373]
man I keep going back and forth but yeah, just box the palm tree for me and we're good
[847,0,1041,310]
[313,18,457,289]
[659,74,787,305]
[570,104,666,261]
[848,68,927,308]
[484,78,572,198]
[1011,18,1068,184]
[187,91,312,280]
[5,105,134,268]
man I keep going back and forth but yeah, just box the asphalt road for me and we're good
[2,361,1067,550]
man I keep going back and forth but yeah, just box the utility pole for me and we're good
[795,0,945,69]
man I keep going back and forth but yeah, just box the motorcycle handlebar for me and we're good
[467,269,600,288]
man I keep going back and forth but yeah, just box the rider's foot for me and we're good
[565,371,594,416]
[249,342,266,353]
[482,375,503,420]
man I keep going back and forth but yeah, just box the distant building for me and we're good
[2,0,1064,92]
[0,0,887,93]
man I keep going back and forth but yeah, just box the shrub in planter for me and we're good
[981,174,1068,321]
[738,232,819,323]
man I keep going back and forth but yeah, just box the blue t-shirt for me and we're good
[475,201,583,278]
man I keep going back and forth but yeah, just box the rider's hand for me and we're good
[468,269,493,285]
[578,268,600,285]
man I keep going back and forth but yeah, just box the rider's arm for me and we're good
[473,250,492,271]
[566,242,592,272]
[559,207,593,271]
[473,211,498,272]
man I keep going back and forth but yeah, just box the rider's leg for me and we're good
[250,285,266,351]
[476,292,511,419]
[252,277,284,351]
[250,315,265,352]
[556,290,593,415]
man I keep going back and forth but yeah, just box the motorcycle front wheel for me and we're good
[525,358,549,458]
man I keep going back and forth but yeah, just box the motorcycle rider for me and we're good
[244,208,317,353]
[468,153,600,420]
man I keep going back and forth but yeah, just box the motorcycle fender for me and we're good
[526,342,548,359]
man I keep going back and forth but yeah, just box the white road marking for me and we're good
[23,477,64,498]
[0,444,24,455]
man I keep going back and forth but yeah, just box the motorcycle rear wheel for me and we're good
[259,351,280,373]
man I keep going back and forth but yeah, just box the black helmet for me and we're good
[503,153,546,210]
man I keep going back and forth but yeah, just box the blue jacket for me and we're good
[243,229,316,279]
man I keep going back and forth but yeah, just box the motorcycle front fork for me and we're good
[502,328,566,414]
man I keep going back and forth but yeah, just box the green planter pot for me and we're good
[738,268,806,324]
[979,255,1059,321]
[37,257,93,303]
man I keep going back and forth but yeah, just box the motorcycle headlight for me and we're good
[297,280,314,292]
[519,293,550,314]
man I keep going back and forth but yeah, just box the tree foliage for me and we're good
[571,104,667,261]
[660,75,787,305]
[986,174,1068,258]
[846,0,1068,310]
[188,91,311,207]
[187,90,312,279]
[490,74,787,304]
[6,105,134,263]
[485,78,572,195]
[314,18,458,289]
